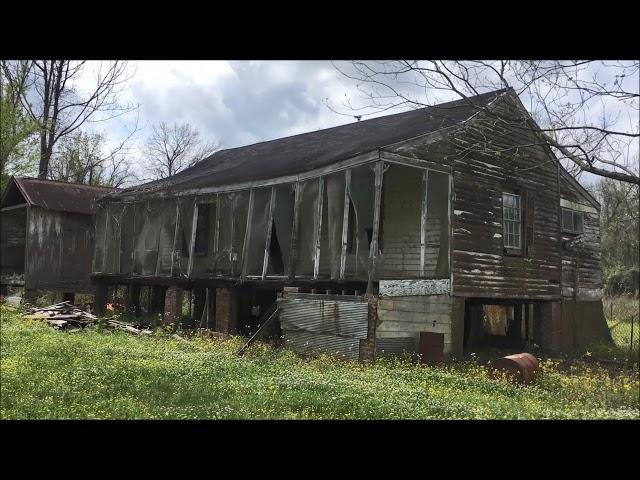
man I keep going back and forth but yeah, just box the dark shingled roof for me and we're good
[118,88,509,196]
[2,177,117,215]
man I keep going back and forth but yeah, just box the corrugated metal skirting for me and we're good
[279,295,369,359]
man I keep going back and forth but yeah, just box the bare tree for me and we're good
[331,61,639,184]
[1,60,136,179]
[48,125,138,188]
[143,121,220,180]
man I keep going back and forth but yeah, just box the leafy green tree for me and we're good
[592,175,640,294]
[0,61,39,192]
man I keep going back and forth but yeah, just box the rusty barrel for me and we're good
[489,353,539,385]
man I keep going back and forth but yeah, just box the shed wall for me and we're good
[25,206,95,293]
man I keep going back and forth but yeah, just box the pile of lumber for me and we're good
[26,301,97,329]
[25,301,152,335]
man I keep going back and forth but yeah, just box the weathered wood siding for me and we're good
[376,294,464,357]
[390,98,565,299]
[0,209,26,276]
[559,176,602,300]
[25,206,95,293]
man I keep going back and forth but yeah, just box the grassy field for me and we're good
[1,304,638,420]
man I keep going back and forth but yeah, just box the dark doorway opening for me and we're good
[239,287,279,340]
[463,299,533,354]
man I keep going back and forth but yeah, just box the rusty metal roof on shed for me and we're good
[2,177,117,215]
[114,89,510,197]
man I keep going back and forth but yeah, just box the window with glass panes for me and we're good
[502,193,521,249]
[561,207,583,233]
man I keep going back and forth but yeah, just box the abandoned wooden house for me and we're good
[92,88,610,360]
[0,177,116,304]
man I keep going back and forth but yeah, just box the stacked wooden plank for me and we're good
[25,301,152,335]
[26,301,97,329]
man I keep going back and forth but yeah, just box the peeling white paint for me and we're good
[493,233,502,238]
[461,251,502,259]
[454,210,471,216]
[380,279,450,296]
[455,228,471,234]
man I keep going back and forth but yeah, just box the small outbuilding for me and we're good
[0,176,116,303]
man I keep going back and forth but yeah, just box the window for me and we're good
[502,193,521,250]
[562,207,583,234]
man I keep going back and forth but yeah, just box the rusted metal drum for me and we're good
[489,353,539,385]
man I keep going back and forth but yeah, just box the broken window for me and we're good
[502,192,521,250]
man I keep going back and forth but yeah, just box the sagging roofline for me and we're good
[100,148,453,204]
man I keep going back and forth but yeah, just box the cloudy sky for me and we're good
[76,60,638,186]
[79,61,386,182]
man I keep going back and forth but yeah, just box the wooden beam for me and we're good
[213,194,220,256]
[170,201,180,277]
[313,177,325,279]
[131,203,137,275]
[230,194,237,277]
[154,204,164,277]
[420,169,429,277]
[340,169,351,280]
[0,203,28,212]
[187,201,199,278]
[448,172,453,293]
[241,189,255,279]
[117,205,124,275]
[262,186,276,280]
[367,161,384,294]
[287,182,301,279]
[102,204,109,273]
[380,151,451,174]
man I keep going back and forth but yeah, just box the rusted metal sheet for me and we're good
[419,332,445,363]
[489,352,539,384]
[278,293,368,359]
[278,296,368,339]
[10,177,115,214]
[283,330,360,360]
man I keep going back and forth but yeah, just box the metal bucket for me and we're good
[489,353,539,385]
